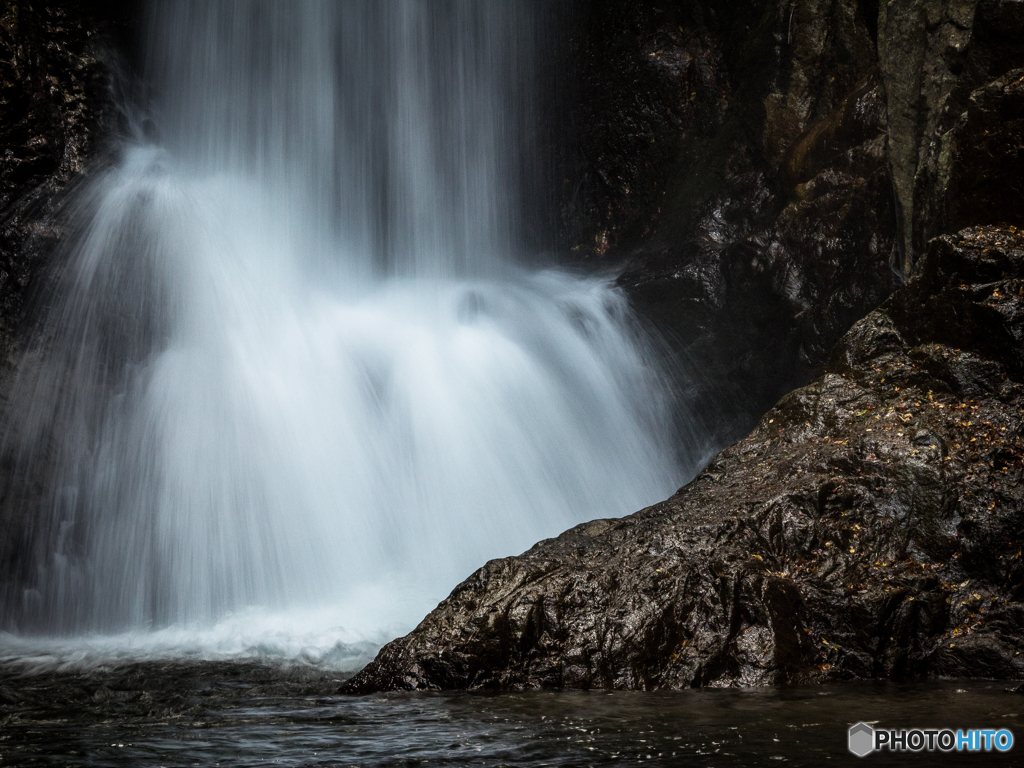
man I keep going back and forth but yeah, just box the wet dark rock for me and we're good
[877,0,974,276]
[344,225,1024,692]
[944,68,1024,235]
[556,1,730,256]
[0,2,134,365]
[0,0,129,610]
[878,0,1024,275]
[560,1,900,448]
[555,0,1024,463]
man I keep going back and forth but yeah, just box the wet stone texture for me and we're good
[884,0,1024,276]
[0,1,120,363]
[0,0,134,619]
[344,225,1024,692]
[561,0,900,446]
[565,0,1024,450]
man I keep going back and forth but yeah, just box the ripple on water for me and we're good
[0,665,1017,767]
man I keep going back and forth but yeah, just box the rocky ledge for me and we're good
[345,224,1024,692]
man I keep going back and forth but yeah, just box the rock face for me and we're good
[0,1,122,363]
[879,0,1024,275]
[344,225,1024,692]
[560,0,900,444]
[0,1,129,608]
[562,0,1024,449]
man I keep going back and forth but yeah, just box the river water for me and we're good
[1,661,1019,766]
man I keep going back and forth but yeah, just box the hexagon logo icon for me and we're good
[849,722,875,757]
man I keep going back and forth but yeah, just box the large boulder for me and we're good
[343,0,1024,694]
[343,225,1024,691]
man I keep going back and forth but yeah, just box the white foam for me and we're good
[0,2,692,660]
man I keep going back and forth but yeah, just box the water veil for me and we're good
[0,1,697,670]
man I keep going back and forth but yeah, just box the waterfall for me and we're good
[0,1,694,665]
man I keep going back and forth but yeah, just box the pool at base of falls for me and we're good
[0,662,1016,767]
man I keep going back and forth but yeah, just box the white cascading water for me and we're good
[0,1,696,669]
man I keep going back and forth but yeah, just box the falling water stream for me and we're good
[0,1,692,667]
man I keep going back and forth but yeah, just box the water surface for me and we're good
[2,662,1019,766]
